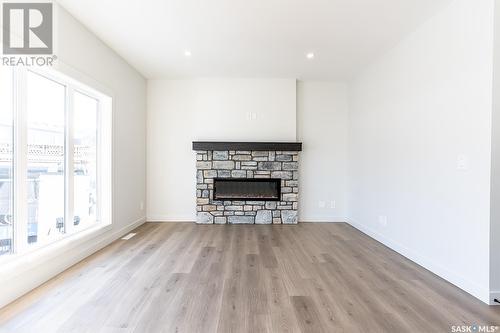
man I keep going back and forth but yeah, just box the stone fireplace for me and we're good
[193,141,302,224]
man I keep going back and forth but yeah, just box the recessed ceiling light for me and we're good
[306,52,315,59]
[184,50,192,57]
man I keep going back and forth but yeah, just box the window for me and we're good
[26,71,66,246]
[0,68,112,256]
[73,92,98,231]
[0,68,13,255]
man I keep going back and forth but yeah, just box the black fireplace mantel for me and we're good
[192,141,302,151]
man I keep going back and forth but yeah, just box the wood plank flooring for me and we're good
[0,222,499,332]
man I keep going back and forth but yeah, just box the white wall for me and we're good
[147,79,351,223]
[147,78,296,221]
[0,5,147,308]
[490,0,500,303]
[348,0,494,303]
[297,81,349,222]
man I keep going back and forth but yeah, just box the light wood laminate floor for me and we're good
[0,222,499,332]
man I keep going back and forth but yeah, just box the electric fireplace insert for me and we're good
[213,178,281,201]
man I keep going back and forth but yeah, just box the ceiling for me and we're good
[56,0,451,80]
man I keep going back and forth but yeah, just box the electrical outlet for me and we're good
[318,200,326,208]
[378,215,387,227]
[246,112,257,121]
[457,154,469,170]
[140,201,144,211]
[330,200,336,209]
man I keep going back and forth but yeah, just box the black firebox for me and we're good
[213,178,281,201]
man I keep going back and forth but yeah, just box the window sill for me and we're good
[0,222,112,280]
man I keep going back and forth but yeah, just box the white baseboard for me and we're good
[148,220,195,223]
[147,215,195,222]
[490,291,500,305]
[347,218,490,305]
[148,216,347,223]
[0,216,146,309]
[300,216,347,223]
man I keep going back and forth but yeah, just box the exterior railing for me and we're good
[0,143,95,163]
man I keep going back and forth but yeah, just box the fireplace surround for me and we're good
[193,141,302,224]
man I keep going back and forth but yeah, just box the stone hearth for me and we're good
[193,142,302,224]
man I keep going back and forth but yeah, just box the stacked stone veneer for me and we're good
[195,150,299,224]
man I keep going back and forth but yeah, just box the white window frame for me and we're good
[2,66,113,257]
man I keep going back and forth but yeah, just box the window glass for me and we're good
[73,91,98,230]
[0,67,14,255]
[26,71,66,246]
